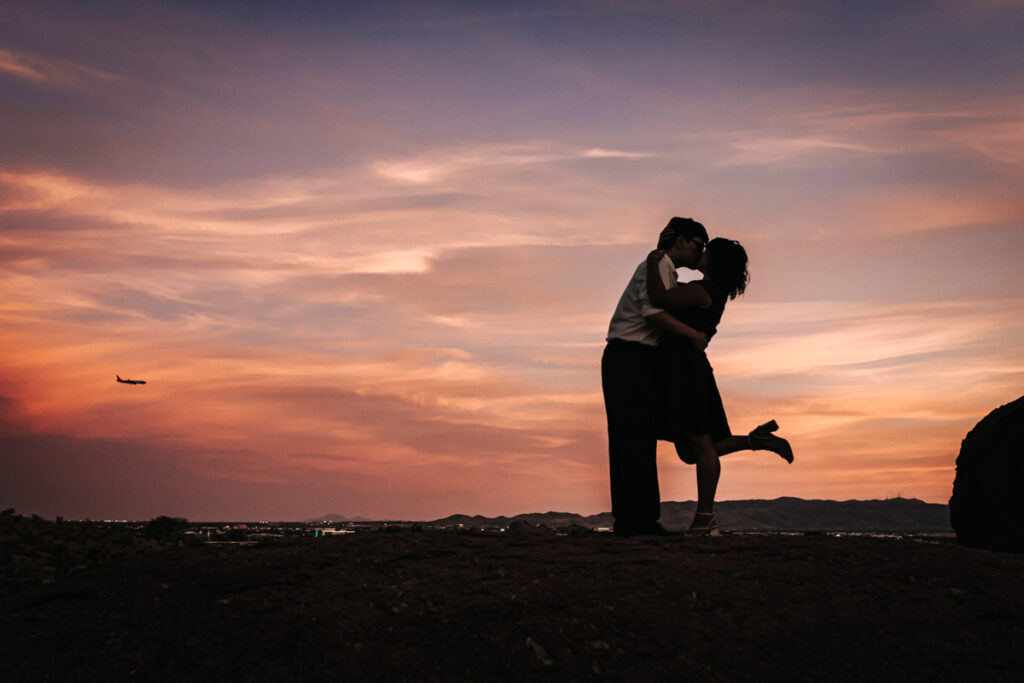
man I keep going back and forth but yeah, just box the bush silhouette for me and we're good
[144,516,189,542]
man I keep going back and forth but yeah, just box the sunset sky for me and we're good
[2,1,1023,521]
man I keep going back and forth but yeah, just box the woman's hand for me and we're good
[647,249,665,264]
[690,331,708,351]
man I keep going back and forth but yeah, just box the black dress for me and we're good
[656,279,732,447]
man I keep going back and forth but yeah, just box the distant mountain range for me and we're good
[306,514,372,523]
[425,497,952,532]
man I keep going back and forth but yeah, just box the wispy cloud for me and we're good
[0,47,119,88]
[581,148,655,159]
[373,143,656,184]
[847,187,1024,234]
[712,96,1024,168]
[933,113,1024,168]
[720,134,882,166]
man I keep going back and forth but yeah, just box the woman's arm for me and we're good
[648,312,708,351]
[646,250,712,310]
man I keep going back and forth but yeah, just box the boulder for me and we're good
[949,395,1024,552]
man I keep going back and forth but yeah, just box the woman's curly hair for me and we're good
[706,238,749,300]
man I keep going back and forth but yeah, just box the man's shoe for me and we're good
[613,521,640,537]
[614,521,678,537]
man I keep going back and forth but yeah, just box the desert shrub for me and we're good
[49,543,73,578]
[183,533,205,547]
[144,516,190,542]
[85,545,109,565]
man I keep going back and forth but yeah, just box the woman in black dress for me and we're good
[646,238,793,536]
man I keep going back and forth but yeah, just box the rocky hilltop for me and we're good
[2,516,1021,682]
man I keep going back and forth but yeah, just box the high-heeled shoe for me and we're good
[749,420,778,437]
[748,422,793,463]
[686,512,720,536]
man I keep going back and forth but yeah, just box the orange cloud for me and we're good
[0,47,119,88]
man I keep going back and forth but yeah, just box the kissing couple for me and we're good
[602,217,793,537]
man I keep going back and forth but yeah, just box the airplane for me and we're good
[116,375,147,385]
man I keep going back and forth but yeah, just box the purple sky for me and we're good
[2,0,1023,520]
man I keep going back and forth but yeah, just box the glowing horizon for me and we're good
[2,1,1023,520]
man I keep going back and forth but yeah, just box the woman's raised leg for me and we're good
[713,421,793,463]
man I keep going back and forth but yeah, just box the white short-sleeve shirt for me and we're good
[606,254,677,346]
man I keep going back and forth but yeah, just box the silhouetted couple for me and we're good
[602,217,793,537]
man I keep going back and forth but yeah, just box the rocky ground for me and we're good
[2,518,1023,682]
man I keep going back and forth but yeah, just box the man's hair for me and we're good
[657,217,709,250]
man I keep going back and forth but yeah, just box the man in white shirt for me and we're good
[602,217,709,536]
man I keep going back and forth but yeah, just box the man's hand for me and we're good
[691,332,709,352]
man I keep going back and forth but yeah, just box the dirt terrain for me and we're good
[3,523,1024,682]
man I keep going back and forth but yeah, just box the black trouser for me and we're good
[601,339,660,528]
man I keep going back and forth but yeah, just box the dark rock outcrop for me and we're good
[950,395,1024,552]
